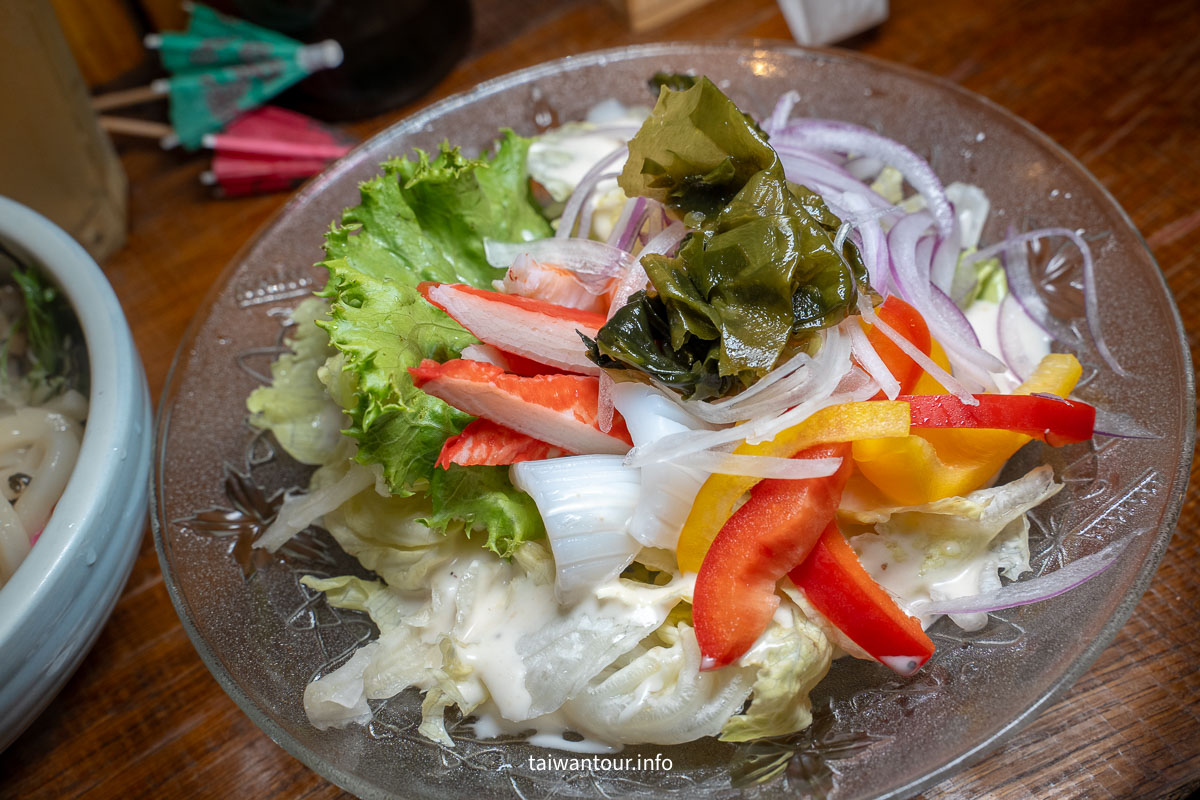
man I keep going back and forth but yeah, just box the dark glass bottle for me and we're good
[209,0,473,121]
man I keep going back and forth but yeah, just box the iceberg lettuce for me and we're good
[246,298,345,466]
[844,465,1061,630]
[721,603,833,742]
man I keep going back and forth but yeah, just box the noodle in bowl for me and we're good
[0,197,151,752]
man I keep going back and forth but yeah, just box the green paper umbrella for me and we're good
[183,2,297,44]
[144,3,342,149]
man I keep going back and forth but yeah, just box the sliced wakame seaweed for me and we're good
[592,77,869,400]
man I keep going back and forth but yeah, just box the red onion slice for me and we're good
[604,222,689,319]
[556,144,627,240]
[913,532,1139,615]
[968,228,1127,376]
[887,210,935,305]
[929,221,961,294]
[888,211,1005,388]
[774,144,893,211]
[776,119,956,238]
[574,171,621,242]
[763,90,800,136]
[1092,408,1159,439]
[606,195,649,252]
[838,192,890,293]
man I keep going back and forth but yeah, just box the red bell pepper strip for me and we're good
[863,296,932,398]
[693,443,852,671]
[788,522,935,676]
[903,393,1095,446]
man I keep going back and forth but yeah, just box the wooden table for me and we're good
[2,0,1197,797]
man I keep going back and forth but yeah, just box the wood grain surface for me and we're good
[2,0,1197,798]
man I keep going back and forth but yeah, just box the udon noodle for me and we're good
[0,252,87,589]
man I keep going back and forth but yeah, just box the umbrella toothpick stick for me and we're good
[97,116,174,140]
[91,80,170,112]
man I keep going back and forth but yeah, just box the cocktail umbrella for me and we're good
[147,3,299,72]
[91,3,342,150]
[201,104,354,160]
[199,105,354,196]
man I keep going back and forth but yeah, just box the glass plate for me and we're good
[152,43,1194,800]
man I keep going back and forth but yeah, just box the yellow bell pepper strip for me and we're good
[904,393,1096,446]
[676,401,912,573]
[853,353,1084,505]
[693,443,852,670]
[788,522,935,676]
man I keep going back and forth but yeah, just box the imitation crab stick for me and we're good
[420,282,604,375]
[437,419,568,468]
[494,254,614,314]
[410,358,632,455]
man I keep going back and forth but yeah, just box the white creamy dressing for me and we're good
[469,704,621,754]
[850,531,989,629]
[424,554,562,719]
[375,545,694,734]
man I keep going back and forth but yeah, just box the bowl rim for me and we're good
[0,196,147,634]
[151,40,1196,800]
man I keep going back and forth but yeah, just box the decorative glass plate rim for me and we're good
[151,40,1196,800]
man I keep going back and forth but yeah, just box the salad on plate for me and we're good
[245,75,1124,752]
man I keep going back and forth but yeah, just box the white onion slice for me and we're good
[610,382,712,549]
[485,237,636,281]
[685,453,842,480]
[595,222,691,429]
[847,318,900,399]
[510,455,642,604]
[997,293,1051,382]
[856,294,976,404]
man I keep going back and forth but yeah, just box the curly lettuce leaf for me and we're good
[313,132,553,556]
[318,263,476,494]
[324,131,551,287]
[593,77,867,399]
[425,464,545,558]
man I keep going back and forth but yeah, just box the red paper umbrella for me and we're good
[200,105,355,196]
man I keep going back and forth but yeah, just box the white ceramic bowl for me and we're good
[0,196,151,751]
